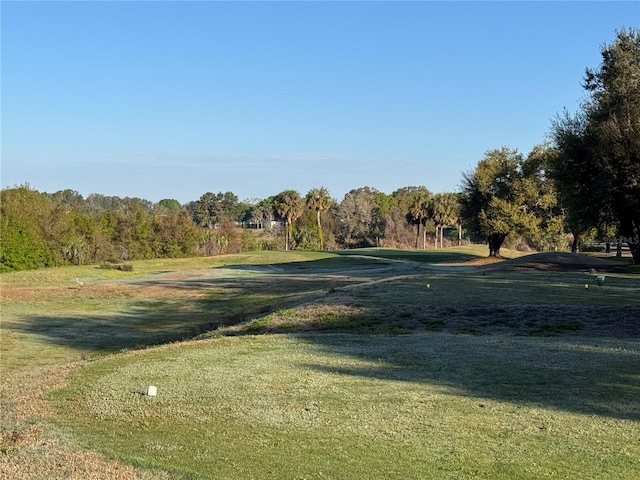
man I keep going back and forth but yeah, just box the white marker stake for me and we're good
[146,385,157,396]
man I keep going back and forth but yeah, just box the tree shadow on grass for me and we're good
[295,333,640,422]
[4,274,341,351]
[331,248,481,264]
[5,258,640,421]
[10,307,639,422]
[217,249,482,274]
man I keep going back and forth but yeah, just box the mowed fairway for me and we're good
[2,247,640,479]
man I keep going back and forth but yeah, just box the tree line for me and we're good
[457,28,639,263]
[0,170,571,272]
[2,29,638,271]
[0,183,464,272]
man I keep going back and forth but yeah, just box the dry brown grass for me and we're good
[0,362,171,479]
[2,283,206,304]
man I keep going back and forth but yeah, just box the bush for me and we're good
[100,263,134,271]
[241,229,260,251]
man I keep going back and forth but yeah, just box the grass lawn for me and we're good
[55,334,640,479]
[2,246,639,479]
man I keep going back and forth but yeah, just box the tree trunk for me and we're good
[316,210,324,250]
[440,225,444,249]
[571,233,580,253]
[616,240,622,257]
[629,243,640,265]
[285,220,291,251]
[458,224,462,246]
[423,224,427,250]
[415,223,420,249]
[619,218,639,264]
[488,234,506,257]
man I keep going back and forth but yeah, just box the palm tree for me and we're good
[431,192,461,249]
[274,190,303,251]
[305,187,332,250]
[408,193,431,249]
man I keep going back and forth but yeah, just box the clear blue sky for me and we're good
[2,1,638,204]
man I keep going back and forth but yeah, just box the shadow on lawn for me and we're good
[6,273,348,351]
[330,248,482,264]
[296,333,640,422]
[217,248,482,273]
[10,307,640,422]
[7,251,408,351]
[6,253,640,421]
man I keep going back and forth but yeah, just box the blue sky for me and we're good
[2,1,638,204]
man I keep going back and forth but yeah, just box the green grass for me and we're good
[54,334,640,479]
[2,247,640,479]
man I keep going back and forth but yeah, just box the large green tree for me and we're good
[338,187,384,248]
[461,147,540,257]
[549,111,603,252]
[157,198,182,212]
[550,28,640,263]
[186,191,241,229]
[521,145,566,252]
[0,186,55,271]
[152,207,201,258]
